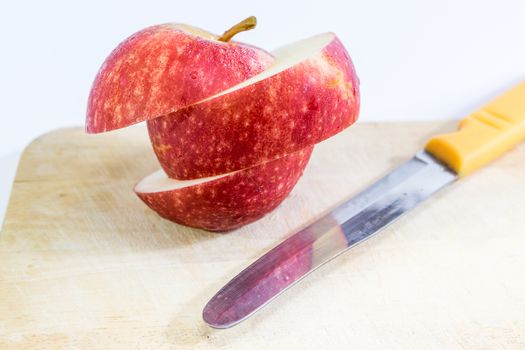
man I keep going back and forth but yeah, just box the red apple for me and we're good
[135,147,313,231]
[86,18,360,232]
[86,18,273,133]
[147,32,359,179]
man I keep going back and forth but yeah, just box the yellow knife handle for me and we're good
[426,82,525,176]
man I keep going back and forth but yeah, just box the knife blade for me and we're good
[203,151,455,328]
[203,82,525,329]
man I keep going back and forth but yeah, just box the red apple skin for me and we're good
[86,24,273,133]
[148,35,359,180]
[135,146,313,232]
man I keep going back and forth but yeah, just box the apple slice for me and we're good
[148,32,359,179]
[135,146,313,231]
[86,18,273,133]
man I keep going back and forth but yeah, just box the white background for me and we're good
[1,0,525,223]
[2,0,525,156]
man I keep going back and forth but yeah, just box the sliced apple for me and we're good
[86,18,361,232]
[135,146,313,231]
[86,21,273,133]
[148,32,359,179]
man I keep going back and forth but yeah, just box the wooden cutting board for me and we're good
[1,122,524,349]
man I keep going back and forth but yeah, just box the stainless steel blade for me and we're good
[203,151,457,328]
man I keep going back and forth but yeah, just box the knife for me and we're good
[203,82,525,329]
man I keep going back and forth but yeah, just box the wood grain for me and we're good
[0,122,524,349]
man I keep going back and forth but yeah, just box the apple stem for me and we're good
[218,16,257,42]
